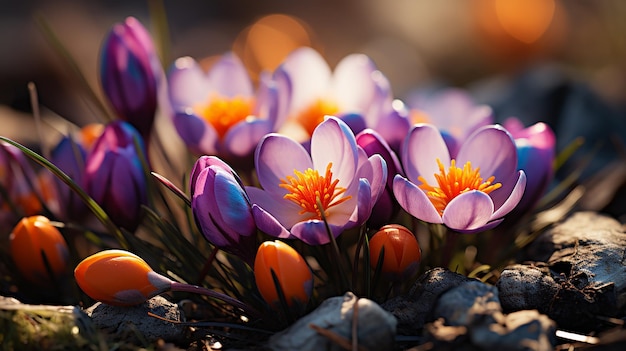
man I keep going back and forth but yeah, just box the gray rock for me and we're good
[381,267,472,333]
[497,264,558,314]
[425,281,556,351]
[86,295,187,343]
[501,211,626,332]
[434,280,500,327]
[268,291,396,351]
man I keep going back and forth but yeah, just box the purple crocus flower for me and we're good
[393,124,526,233]
[246,116,387,245]
[273,47,394,142]
[0,142,42,225]
[503,117,556,216]
[100,17,163,140]
[356,129,404,227]
[47,136,88,221]
[85,121,147,231]
[406,88,494,158]
[167,53,281,162]
[190,155,257,264]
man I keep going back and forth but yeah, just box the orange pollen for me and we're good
[418,159,501,215]
[296,99,339,136]
[195,95,254,139]
[279,163,351,220]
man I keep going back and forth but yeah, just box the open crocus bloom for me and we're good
[247,116,387,245]
[503,117,556,215]
[168,52,281,159]
[273,47,390,142]
[393,124,526,233]
[406,88,494,158]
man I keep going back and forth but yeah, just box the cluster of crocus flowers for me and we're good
[254,240,313,308]
[369,224,421,281]
[10,215,69,285]
[393,124,527,233]
[167,53,282,161]
[100,16,164,141]
[246,116,387,245]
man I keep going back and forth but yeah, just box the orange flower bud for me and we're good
[74,249,172,306]
[254,240,313,308]
[10,216,69,285]
[369,224,421,280]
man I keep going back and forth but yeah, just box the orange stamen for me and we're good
[296,99,339,136]
[195,95,254,139]
[279,163,351,220]
[418,159,501,214]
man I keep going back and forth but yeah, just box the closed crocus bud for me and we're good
[0,142,42,220]
[85,121,148,231]
[74,249,172,306]
[254,240,313,308]
[503,118,556,216]
[369,224,421,281]
[100,17,162,140]
[10,216,69,285]
[191,156,257,264]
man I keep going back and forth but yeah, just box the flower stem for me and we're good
[170,282,260,318]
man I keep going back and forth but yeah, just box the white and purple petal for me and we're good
[392,174,443,224]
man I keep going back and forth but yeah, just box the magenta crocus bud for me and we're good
[85,121,148,231]
[356,129,403,227]
[100,16,162,140]
[190,156,257,265]
[503,118,556,216]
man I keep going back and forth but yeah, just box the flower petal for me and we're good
[332,54,378,112]
[255,134,312,195]
[311,117,358,189]
[290,220,343,245]
[173,111,217,155]
[246,186,304,229]
[402,124,450,185]
[276,47,331,112]
[207,52,253,97]
[491,170,526,220]
[251,204,293,239]
[392,175,442,224]
[167,57,209,110]
[223,119,273,157]
[441,190,494,231]
[456,125,517,189]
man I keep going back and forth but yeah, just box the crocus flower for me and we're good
[247,116,387,245]
[503,117,556,215]
[356,129,404,227]
[74,249,172,306]
[85,121,148,231]
[190,155,257,264]
[405,88,494,158]
[10,216,69,285]
[393,124,526,233]
[273,47,394,142]
[0,142,42,221]
[100,16,163,140]
[254,240,313,307]
[167,53,282,162]
[369,224,421,281]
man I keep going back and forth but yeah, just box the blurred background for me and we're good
[1,0,625,214]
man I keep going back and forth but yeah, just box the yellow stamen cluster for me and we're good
[280,163,351,219]
[296,99,339,136]
[418,159,501,214]
[195,95,254,138]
